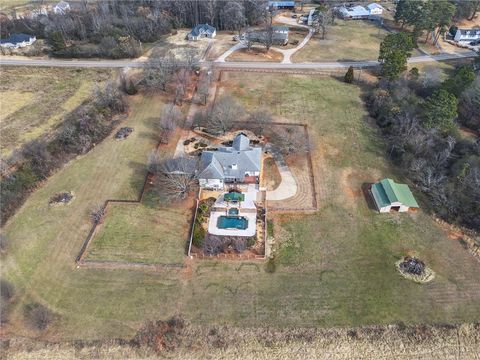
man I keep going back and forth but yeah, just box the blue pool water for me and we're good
[217,216,248,230]
[228,208,239,215]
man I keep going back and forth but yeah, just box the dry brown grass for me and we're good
[4,323,480,359]
[226,47,283,62]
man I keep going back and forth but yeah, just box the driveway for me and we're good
[215,42,247,62]
[275,28,314,64]
[265,144,297,201]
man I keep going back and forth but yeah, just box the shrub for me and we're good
[265,257,276,273]
[199,142,208,148]
[0,280,15,302]
[344,66,354,84]
[192,224,206,248]
[0,234,7,253]
[24,303,53,330]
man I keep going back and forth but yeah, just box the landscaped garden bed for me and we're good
[49,191,75,206]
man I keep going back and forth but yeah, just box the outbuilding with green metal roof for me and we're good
[371,178,419,213]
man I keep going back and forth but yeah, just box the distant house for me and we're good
[54,1,70,15]
[268,1,295,10]
[0,33,36,49]
[247,26,289,46]
[197,134,262,189]
[338,5,370,19]
[187,24,216,41]
[371,178,419,213]
[367,3,384,15]
[454,28,480,43]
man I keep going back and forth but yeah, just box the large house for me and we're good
[187,24,216,41]
[197,134,262,189]
[454,28,480,43]
[0,34,36,49]
[371,178,419,213]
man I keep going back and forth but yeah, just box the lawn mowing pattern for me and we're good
[292,19,388,63]
[3,75,480,341]
[85,203,190,265]
[0,66,112,157]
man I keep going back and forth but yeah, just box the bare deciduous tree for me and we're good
[24,303,53,331]
[144,53,179,92]
[206,96,244,135]
[158,104,183,144]
[150,154,198,201]
[247,109,273,135]
[90,204,105,224]
[313,8,334,40]
[270,126,310,156]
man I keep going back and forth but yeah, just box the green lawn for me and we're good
[0,66,112,158]
[2,73,479,341]
[292,19,388,62]
[86,202,191,265]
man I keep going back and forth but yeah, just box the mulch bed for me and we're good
[115,127,134,140]
[49,191,75,206]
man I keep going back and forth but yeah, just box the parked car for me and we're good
[469,39,480,46]
[291,14,297,18]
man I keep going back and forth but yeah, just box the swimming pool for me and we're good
[217,216,248,230]
[228,208,239,215]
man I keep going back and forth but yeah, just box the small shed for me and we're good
[371,178,419,213]
[187,24,216,41]
[268,1,295,10]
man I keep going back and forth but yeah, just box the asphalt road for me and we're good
[0,51,476,70]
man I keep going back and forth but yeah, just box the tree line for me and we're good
[0,82,127,225]
[368,33,479,231]
[1,0,268,58]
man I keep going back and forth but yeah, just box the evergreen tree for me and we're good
[47,31,66,52]
[423,89,458,132]
[344,66,354,83]
[378,32,414,80]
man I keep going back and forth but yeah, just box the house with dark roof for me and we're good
[454,28,480,43]
[0,34,36,49]
[371,178,419,213]
[187,24,216,41]
[197,134,262,189]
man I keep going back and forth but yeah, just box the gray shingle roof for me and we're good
[198,134,261,181]
[190,24,216,37]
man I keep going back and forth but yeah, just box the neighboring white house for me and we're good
[371,178,419,213]
[54,1,70,15]
[454,28,480,43]
[367,3,384,15]
[197,134,262,189]
[338,5,370,19]
[0,34,36,49]
[187,24,216,41]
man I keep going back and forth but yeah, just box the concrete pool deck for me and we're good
[208,211,256,237]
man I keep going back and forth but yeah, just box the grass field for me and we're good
[2,73,480,341]
[226,48,283,62]
[0,67,112,158]
[86,201,191,265]
[292,20,388,62]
